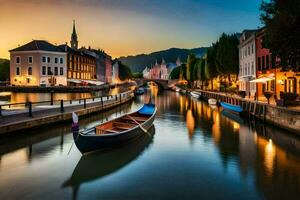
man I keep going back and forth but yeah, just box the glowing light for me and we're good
[186,109,195,139]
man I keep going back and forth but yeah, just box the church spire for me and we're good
[71,20,78,49]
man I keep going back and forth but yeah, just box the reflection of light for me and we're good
[211,111,221,144]
[186,109,195,139]
[254,132,257,143]
[0,148,29,170]
[264,139,275,176]
[233,122,240,131]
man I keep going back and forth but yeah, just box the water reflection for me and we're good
[0,89,300,200]
[63,126,155,200]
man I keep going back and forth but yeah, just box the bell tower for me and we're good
[70,20,78,49]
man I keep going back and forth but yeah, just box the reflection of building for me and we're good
[10,40,67,86]
[238,30,257,97]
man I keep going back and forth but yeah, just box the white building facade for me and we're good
[238,30,257,96]
[10,40,67,86]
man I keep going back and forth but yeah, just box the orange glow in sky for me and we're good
[0,1,207,59]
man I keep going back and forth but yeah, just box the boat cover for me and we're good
[138,104,155,115]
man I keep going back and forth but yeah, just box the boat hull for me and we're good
[220,102,246,116]
[72,108,156,154]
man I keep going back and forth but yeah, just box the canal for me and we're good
[0,85,299,200]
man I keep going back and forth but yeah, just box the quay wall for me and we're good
[0,82,136,93]
[198,90,300,135]
[0,92,134,135]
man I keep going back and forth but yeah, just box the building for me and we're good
[142,66,150,79]
[59,44,97,85]
[9,40,67,86]
[112,59,120,84]
[254,28,300,101]
[238,30,257,97]
[254,28,277,100]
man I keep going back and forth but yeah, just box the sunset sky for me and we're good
[0,0,262,59]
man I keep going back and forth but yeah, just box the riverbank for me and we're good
[0,91,134,135]
[196,90,300,135]
[0,81,136,93]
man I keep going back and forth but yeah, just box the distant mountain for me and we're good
[118,47,208,72]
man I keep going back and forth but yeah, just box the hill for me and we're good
[118,47,208,72]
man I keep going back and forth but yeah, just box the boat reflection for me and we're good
[62,126,155,199]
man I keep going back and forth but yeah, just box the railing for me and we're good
[0,91,133,117]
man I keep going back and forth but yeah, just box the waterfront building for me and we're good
[238,30,257,97]
[59,44,97,85]
[112,59,120,84]
[9,40,67,86]
[149,59,166,79]
[142,67,150,79]
[254,28,300,101]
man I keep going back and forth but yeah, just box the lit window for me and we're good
[60,67,63,75]
[28,67,32,75]
[16,56,20,64]
[28,56,33,64]
[16,67,20,75]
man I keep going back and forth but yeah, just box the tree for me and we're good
[169,66,180,79]
[205,43,219,90]
[260,0,300,71]
[193,58,206,89]
[0,59,10,81]
[132,72,143,79]
[186,54,197,87]
[215,33,239,79]
[118,62,132,81]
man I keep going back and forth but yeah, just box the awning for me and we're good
[67,79,104,85]
[68,79,81,84]
[250,76,274,83]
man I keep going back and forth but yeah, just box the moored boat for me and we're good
[190,91,201,99]
[220,102,246,116]
[71,103,157,154]
[208,98,217,105]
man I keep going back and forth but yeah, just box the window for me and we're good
[248,46,250,55]
[28,56,33,64]
[54,67,58,75]
[251,62,254,75]
[16,56,20,64]
[55,57,58,64]
[28,67,32,75]
[251,44,254,54]
[262,56,265,69]
[60,67,63,75]
[16,67,20,75]
[258,57,261,70]
[266,55,270,69]
[60,58,63,64]
[47,57,50,63]
[27,78,30,84]
[47,67,52,75]
[42,56,46,63]
[42,66,46,75]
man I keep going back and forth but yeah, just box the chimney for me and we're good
[88,46,91,50]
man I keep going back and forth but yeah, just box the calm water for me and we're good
[0,86,300,200]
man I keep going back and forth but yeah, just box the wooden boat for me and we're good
[63,126,155,199]
[220,102,246,116]
[71,103,156,154]
[208,98,217,105]
[190,91,201,99]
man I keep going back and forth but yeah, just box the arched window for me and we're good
[28,67,32,75]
